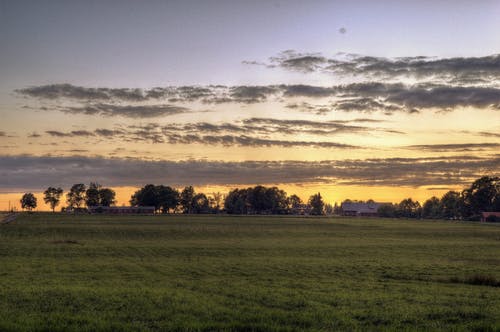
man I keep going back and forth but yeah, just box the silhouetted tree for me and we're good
[157,185,179,213]
[130,184,160,212]
[462,176,500,220]
[377,203,397,218]
[422,196,442,219]
[440,191,462,219]
[265,187,288,214]
[224,188,249,214]
[67,184,86,209]
[324,203,334,215]
[288,194,302,211]
[309,193,324,215]
[21,193,37,212]
[333,202,342,215]
[247,185,271,213]
[99,188,116,207]
[397,198,421,218]
[43,187,63,212]
[180,186,195,214]
[192,193,210,213]
[85,182,102,207]
[84,183,116,207]
[211,192,223,212]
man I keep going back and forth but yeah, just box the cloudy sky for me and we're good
[1,0,499,210]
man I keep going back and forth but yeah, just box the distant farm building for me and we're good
[481,212,500,222]
[292,204,312,215]
[88,206,155,214]
[341,202,382,217]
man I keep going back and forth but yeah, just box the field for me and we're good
[1,214,500,331]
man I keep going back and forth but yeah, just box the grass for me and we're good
[1,214,500,331]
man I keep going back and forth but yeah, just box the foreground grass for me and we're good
[1,214,500,331]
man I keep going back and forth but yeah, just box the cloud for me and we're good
[17,83,500,115]
[268,50,328,72]
[41,126,361,148]
[286,102,331,115]
[407,143,500,152]
[0,155,498,191]
[166,135,358,149]
[327,54,500,84]
[228,85,281,103]
[244,51,500,84]
[281,84,336,98]
[16,84,147,101]
[46,130,95,137]
[476,132,500,139]
[38,117,400,147]
[58,103,190,118]
[332,83,500,113]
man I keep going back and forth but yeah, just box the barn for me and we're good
[481,212,500,222]
[341,202,382,217]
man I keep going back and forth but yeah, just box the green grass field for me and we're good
[1,214,500,331]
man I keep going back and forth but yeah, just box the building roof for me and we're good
[88,206,155,210]
[481,212,500,217]
[341,202,381,213]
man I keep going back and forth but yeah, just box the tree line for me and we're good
[375,176,499,221]
[20,183,116,212]
[129,184,326,215]
[18,176,498,220]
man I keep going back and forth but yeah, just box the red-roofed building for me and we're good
[481,212,500,222]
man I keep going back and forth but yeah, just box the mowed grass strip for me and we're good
[1,214,500,331]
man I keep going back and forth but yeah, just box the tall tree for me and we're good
[288,194,302,210]
[43,187,63,212]
[67,184,86,209]
[440,191,462,219]
[462,176,500,219]
[130,184,160,211]
[377,203,397,218]
[397,198,421,218]
[157,185,179,213]
[85,182,102,207]
[224,188,249,214]
[422,196,442,219]
[192,193,209,214]
[309,193,324,215]
[212,192,223,213]
[266,187,288,214]
[324,203,334,215]
[99,188,116,207]
[180,186,195,214]
[21,193,37,212]
[247,185,270,213]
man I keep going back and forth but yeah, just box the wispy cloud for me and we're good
[406,143,500,152]
[36,117,402,147]
[58,103,190,118]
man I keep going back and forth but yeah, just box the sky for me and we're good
[0,0,499,210]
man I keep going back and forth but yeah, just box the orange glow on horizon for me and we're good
[0,184,461,212]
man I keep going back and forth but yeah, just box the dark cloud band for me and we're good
[1,155,497,192]
[244,51,500,84]
[18,83,500,116]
